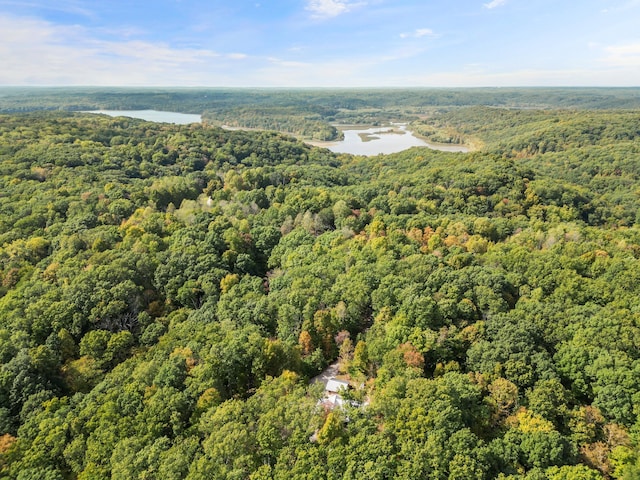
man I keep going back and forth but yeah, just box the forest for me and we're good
[2,87,640,142]
[0,94,640,479]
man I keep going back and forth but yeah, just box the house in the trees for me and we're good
[320,378,350,410]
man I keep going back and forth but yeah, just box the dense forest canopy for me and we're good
[3,87,640,112]
[0,91,640,479]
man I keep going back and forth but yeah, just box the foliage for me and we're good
[0,102,639,477]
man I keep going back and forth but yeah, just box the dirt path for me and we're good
[310,361,339,387]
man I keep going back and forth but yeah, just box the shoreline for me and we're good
[306,123,472,154]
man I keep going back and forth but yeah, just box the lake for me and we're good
[311,124,469,156]
[83,112,468,155]
[84,109,202,125]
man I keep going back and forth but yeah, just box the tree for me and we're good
[317,411,344,445]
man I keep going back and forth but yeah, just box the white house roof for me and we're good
[325,379,350,393]
[326,394,345,407]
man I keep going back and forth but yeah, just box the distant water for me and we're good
[319,124,469,156]
[84,109,202,125]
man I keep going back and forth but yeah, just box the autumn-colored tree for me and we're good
[298,330,315,356]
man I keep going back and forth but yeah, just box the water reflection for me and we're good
[84,110,202,125]
[321,124,469,156]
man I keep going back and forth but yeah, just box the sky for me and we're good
[0,0,639,87]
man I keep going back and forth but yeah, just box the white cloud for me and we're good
[2,11,639,88]
[227,53,248,60]
[0,0,95,18]
[601,43,640,67]
[305,0,365,19]
[402,65,640,87]
[400,28,436,39]
[415,28,435,38]
[0,14,242,85]
[483,0,507,9]
[616,0,640,11]
[267,57,310,68]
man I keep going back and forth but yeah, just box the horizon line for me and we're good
[1,85,640,89]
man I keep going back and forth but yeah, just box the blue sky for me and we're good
[1,0,639,86]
